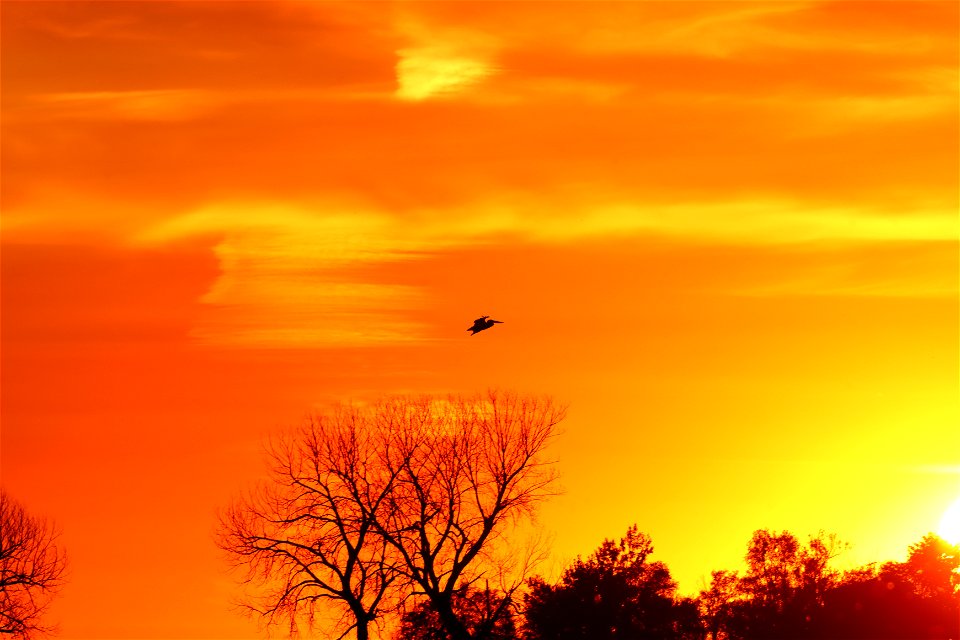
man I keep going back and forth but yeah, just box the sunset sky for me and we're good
[2,1,958,638]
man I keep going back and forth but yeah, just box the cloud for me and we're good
[137,203,439,348]
[6,1,955,347]
[141,197,958,254]
[131,195,957,349]
[729,262,957,299]
[396,48,494,101]
[27,90,219,121]
[393,16,497,101]
[551,200,957,245]
[137,203,416,262]
[625,1,817,58]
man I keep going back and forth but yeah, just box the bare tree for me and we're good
[218,393,563,640]
[219,392,563,640]
[0,490,67,639]
[218,409,405,640]
[374,391,564,640]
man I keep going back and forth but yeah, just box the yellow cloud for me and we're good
[138,203,435,348]
[562,200,958,245]
[136,196,957,349]
[396,47,493,101]
[393,15,496,101]
[418,195,957,247]
[136,203,413,263]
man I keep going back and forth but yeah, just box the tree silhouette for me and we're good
[698,570,742,640]
[524,525,704,640]
[897,533,959,599]
[219,392,564,640]
[0,490,67,639]
[374,392,564,640]
[395,586,518,640]
[218,410,404,640]
[698,529,844,640]
[813,534,959,639]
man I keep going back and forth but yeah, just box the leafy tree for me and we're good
[813,534,959,639]
[698,530,960,640]
[698,570,742,640]
[523,525,704,640]
[897,533,959,599]
[395,586,518,640]
[0,490,67,639]
[698,530,843,640]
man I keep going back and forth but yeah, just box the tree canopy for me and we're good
[699,530,959,640]
[216,391,958,640]
[395,586,518,640]
[524,525,702,640]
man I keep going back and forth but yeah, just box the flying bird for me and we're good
[467,315,503,335]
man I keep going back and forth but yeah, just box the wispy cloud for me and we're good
[394,16,497,101]
[27,90,219,121]
[396,48,494,101]
[7,1,955,347]
[134,195,957,348]
[728,258,957,299]
[138,203,436,348]
[554,200,957,245]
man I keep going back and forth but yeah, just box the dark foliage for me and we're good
[812,534,959,639]
[523,525,704,640]
[396,587,518,640]
[699,530,843,639]
[698,530,959,640]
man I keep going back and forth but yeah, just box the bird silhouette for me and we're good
[467,315,503,335]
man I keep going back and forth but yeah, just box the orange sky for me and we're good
[2,2,958,638]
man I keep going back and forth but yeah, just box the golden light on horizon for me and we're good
[2,1,957,637]
[939,497,960,546]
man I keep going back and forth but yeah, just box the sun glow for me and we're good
[938,498,960,545]
[3,1,959,638]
